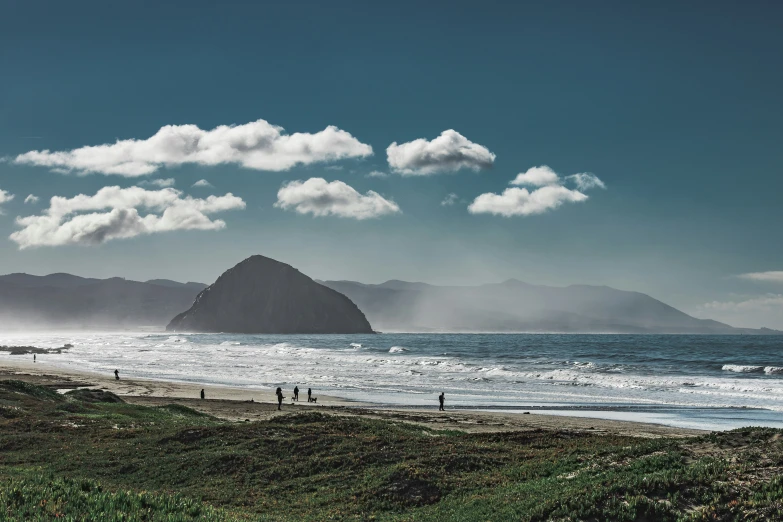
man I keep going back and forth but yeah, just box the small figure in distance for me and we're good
[294,385,299,402]
[307,388,312,403]
[276,387,284,410]
[200,389,205,400]
[33,354,36,363]
[439,392,445,411]
[114,369,119,380]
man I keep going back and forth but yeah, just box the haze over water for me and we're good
[3,332,783,431]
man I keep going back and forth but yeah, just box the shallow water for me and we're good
[2,332,782,430]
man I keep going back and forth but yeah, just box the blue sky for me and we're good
[1,1,782,328]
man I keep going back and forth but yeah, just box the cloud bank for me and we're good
[139,178,176,188]
[738,271,783,284]
[568,172,606,191]
[469,185,588,217]
[469,165,604,217]
[387,130,495,176]
[14,119,373,177]
[698,295,783,330]
[275,178,400,219]
[10,186,245,249]
[510,165,561,187]
[441,193,459,206]
[0,189,14,214]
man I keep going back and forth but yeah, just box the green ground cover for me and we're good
[1,380,782,521]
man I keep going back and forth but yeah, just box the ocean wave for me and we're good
[722,365,763,373]
[7,332,783,418]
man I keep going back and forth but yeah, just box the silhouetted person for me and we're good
[439,392,445,411]
[294,386,299,401]
[114,369,119,380]
[308,388,312,402]
[33,354,36,363]
[276,387,283,410]
[200,389,205,400]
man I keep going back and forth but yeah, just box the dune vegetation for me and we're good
[1,379,782,521]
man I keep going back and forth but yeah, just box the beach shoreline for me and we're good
[0,357,704,438]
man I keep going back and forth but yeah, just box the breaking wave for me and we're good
[722,365,764,373]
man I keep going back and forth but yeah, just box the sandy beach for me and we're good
[0,357,703,438]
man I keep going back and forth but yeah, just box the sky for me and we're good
[0,0,782,328]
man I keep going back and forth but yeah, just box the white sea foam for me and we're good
[765,366,783,375]
[389,346,407,353]
[350,343,362,348]
[220,341,241,346]
[722,365,763,373]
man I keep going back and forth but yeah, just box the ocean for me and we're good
[2,332,783,431]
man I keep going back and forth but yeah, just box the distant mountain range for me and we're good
[0,267,778,334]
[0,273,206,330]
[320,279,779,334]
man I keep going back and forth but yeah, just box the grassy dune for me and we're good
[1,380,782,521]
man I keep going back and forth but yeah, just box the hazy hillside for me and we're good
[321,279,774,334]
[0,274,206,330]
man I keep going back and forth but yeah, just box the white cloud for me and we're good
[567,172,606,191]
[469,185,588,217]
[386,130,495,176]
[139,178,176,188]
[441,193,459,206]
[192,179,213,188]
[325,165,344,171]
[469,166,604,217]
[10,186,245,249]
[510,166,560,187]
[366,170,389,179]
[24,194,39,204]
[696,295,783,330]
[0,189,14,214]
[275,177,400,220]
[738,271,783,284]
[14,119,373,177]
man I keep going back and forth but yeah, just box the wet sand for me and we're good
[0,358,704,438]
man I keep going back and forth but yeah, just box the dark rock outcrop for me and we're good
[167,255,373,334]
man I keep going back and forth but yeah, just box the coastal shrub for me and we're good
[0,380,61,401]
[66,388,125,403]
[0,474,229,521]
[157,403,211,417]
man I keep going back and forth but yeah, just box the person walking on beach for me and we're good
[307,388,312,402]
[294,386,299,401]
[114,369,119,380]
[33,354,36,363]
[200,389,205,400]
[439,392,445,411]
[276,387,284,410]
